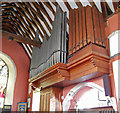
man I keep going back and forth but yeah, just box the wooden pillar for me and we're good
[39,87,63,111]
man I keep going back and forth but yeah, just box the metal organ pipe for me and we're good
[30,6,67,78]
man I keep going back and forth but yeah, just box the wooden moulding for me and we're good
[29,63,69,88]
[29,43,109,88]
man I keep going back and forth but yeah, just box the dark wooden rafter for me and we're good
[2,15,32,40]
[23,2,50,39]
[50,0,69,24]
[26,2,51,33]
[3,24,33,57]
[112,0,119,11]
[1,22,32,54]
[64,1,71,11]
[0,26,15,33]
[14,4,44,41]
[31,2,46,22]
[1,16,34,52]
[1,12,35,40]
[12,10,36,34]
[12,2,45,39]
[49,0,57,6]
[88,0,99,10]
[41,0,55,15]
[1,22,19,33]
[2,30,41,47]
[32,2,53,25]
[74,0,82,8]
[2,19,31,43]
[5,9,36,37]
[100,1,113,19]
[18,1,51,38]
[10,14,35,39]
[1,2,52,58]
[1,13,33,57]
[1,26,32,57]
[9,3,41,37]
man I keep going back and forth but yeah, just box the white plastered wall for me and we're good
[108,30,120,111]
[32,90,40,111]
[108,30,120,57]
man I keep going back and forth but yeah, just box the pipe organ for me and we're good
[30,6,67,78]
[69,6,107,56]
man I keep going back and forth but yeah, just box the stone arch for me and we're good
[0,52,16,106]
[63,82,117,111]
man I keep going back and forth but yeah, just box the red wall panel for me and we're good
[1,38,30,111]
[105,12,120,38]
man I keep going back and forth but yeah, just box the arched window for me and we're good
[0,58,9,108]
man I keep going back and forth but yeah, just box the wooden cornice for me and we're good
[29,43,109,89]
[29,62,68,88]
[2,30,41,47]
[67,43,109,83]
[29,63,68,82]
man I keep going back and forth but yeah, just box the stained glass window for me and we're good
[0,58,9,108]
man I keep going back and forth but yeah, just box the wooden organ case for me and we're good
[29,5,110,112]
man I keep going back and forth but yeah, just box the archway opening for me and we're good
[63,82,117,111]
[0,52,16,110]
[76,88,110,109]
